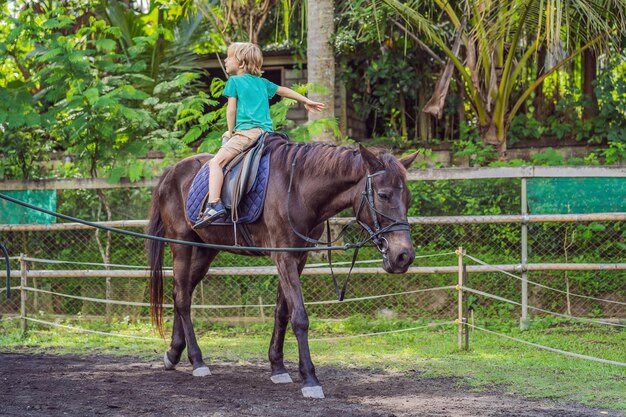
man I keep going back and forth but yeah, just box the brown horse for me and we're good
[147,133,418,398]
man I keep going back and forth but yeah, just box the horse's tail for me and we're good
[147,172,168,337]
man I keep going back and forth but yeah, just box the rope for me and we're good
[469,323,626,368]
[21,287,160,307]
[304,251,457,268]
[21,285,455,309]
[0,316,19,322]
[305,286,456,305]
[27,256,377,270]
[463,286,626,328]
[22,316,453,344]
[22,257,173,270]
[465,254,626,306]
[308,321,455,342]
[0,193,359,253]
[23,317,165,341]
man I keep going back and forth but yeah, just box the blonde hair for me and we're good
[227,42,263,76]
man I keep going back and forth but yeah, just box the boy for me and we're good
[194,42,325,229]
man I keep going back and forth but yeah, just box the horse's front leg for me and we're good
[168,244,216,376]
[272,253,323,398]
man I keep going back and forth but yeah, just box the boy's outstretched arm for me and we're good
[276,86,325,112]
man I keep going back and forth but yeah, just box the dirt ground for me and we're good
[0,352,622,417]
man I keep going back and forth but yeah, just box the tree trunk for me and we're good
[423,20,465,119]
[307,0,336,143]
[582,49,598,121]
[418,88,430,142]
[479,118,507,159]
[456,76,466,125]
[95,190,113,321]
[400,92,408,141]
[533,46,547,121]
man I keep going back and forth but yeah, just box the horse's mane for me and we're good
[264,133,407,180]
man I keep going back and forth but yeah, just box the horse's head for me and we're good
[355,145,418,274]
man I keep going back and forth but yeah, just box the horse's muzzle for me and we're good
[383,248,415,274]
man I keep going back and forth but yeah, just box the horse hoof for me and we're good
[270,373,293,384]
[192,366,211,377]
[163,352,176,370]
[301,386,325,399]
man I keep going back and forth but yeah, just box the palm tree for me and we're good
[307,0,337,143]
[382,0,626,157]
[197,0,277,44]
[99,0,207,85]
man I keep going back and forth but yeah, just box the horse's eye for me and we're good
[377,192,391,201]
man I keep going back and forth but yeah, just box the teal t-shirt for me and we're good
[223,74,278,132]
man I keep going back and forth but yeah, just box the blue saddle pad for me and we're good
[186,153,271,225]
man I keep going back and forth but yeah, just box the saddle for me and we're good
[220,132,267,213]
[187,132,269,225]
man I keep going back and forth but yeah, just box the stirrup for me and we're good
[193,203,226,229]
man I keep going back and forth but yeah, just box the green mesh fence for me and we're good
[528,178,626,214]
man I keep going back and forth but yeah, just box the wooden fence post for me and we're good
[520,178,530,330]
[259,296,266,322]
[20,254,27,333]
[463,263,469,351]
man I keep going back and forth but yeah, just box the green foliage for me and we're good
[334,0,438,141]
[591,58,626,145]
[452,123,498,166]
[0,3,218,181]
[507,113,546,144]
[601,141,626,165]
[530,148,566,166]
[507,53,626,163]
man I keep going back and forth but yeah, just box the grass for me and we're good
[1,314,625,411]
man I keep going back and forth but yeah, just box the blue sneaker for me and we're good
[193,201,226,229]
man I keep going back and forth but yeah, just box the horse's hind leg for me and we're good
[166,245,217,376]
[268,256,306,385]
[164,312,184,370]
[272,253,323,398]
[269,284,292,384]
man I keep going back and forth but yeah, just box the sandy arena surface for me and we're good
[0,352,622,417]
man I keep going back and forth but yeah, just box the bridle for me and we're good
[353,170,410,258]
[287,155,411,301]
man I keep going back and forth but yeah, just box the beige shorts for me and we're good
[221,128,264,155]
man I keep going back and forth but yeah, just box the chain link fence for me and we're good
[1,216,624,323]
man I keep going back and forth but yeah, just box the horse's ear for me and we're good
[399,151,419,170]
[359,144,384,172]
